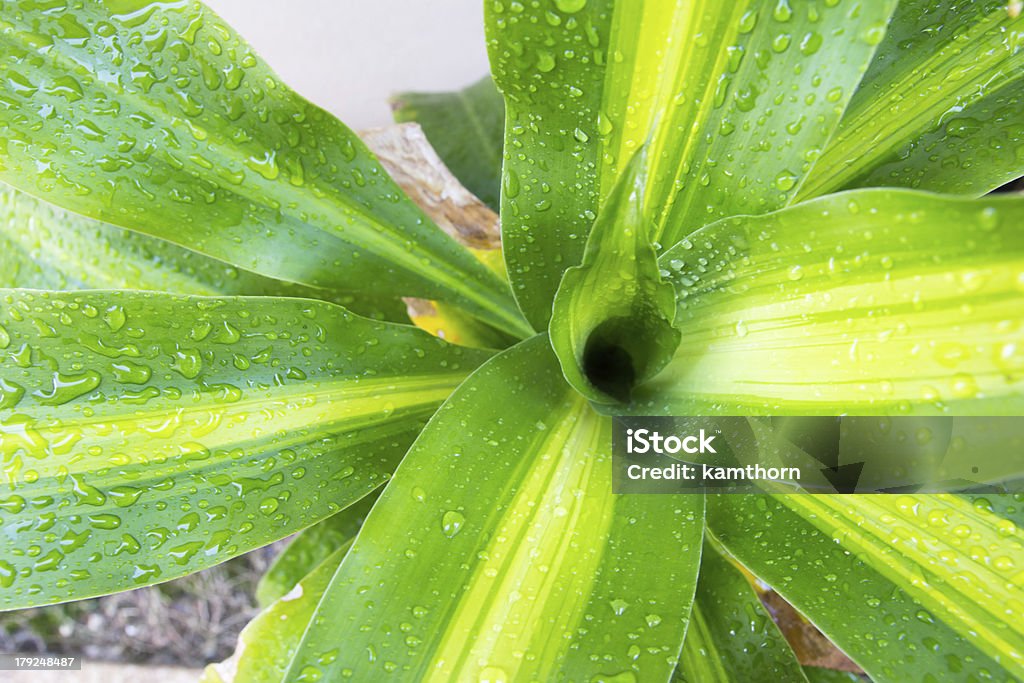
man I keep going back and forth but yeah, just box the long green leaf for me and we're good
[550,152,680,403]
[674,541,807,683]
[486,0,896,328]
[0,183,409,322]
[708,494,1016,682]
[801,668,863,683]
[282,335,705,682]
[202,545,348,683]
[0,290,489,609]
[630,189,1024,415]
[255,492,377,608]
[779,493,1024,678]
[392,76,504,211]
[0,0,530,337]
[799,0,1024,199]
[967,491,1024,527]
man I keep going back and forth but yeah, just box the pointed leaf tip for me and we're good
[551,152,681,404]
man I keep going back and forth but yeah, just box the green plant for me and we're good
[0,0,1022,681]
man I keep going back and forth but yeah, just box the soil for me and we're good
[0,545,280,668]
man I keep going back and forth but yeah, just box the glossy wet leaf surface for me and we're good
[0,0,528,337]
[800,0,1024,199]
[674,542,807,683]
[0,184,409,322]
[709,494,1018,682]
[0,290,488,608]
[281,336,705,682]
[630,190,1024,415]
[202,545,348,683]
[255,492,376,608]
[780,493,1024,678]
[3,0,1024,680]
[487,0,896,328]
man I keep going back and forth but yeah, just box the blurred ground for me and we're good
[0,545,279,668]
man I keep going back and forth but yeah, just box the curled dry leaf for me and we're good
[361,124,511,347]
[361,123,501,251]
[760,589,864,674]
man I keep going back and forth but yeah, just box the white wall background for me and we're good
[203,0,490,130]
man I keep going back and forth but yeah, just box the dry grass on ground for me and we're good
[0,545,280,667]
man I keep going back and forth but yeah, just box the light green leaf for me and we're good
[407,300,518,352]
[967,491,1024,527]
[550,152,680,403]
[630,190,1024,415]
[708,494,1016,682]
[0,183,409,322]
[282,336,705,682]
[202,545,347,683]
[0,290,489,609]
[778,493,1024,679]
[392,76,504,211]
[799,0,1024,200]
[674,541,807,683]
[0,0,530,337]
[255,492,377,608]
[486,0,896,328]
[801,667,864,683]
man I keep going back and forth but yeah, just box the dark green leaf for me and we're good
[674,541,807,683]
[801,667,865,683]
[775,493,1023,679]
[392,76,504,210]
[708,494,1020,682]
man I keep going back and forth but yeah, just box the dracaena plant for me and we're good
[0,0,1022,681]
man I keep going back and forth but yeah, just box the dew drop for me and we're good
[863,23,887,46]
[799,31,823,55]
[479,666,508,683]
[0,379,25,410]
[0,560,16,588]
[88,514,122,531]
[773,0,793,22]
[537,51,556,72]
[103,305,126,332]
[554,0,586,13]
[978,206,999,231]
[774,171,798,191]
[34,370,101,406]
[441,510,465,538]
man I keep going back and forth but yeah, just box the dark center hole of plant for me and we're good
[582,319,638,402]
